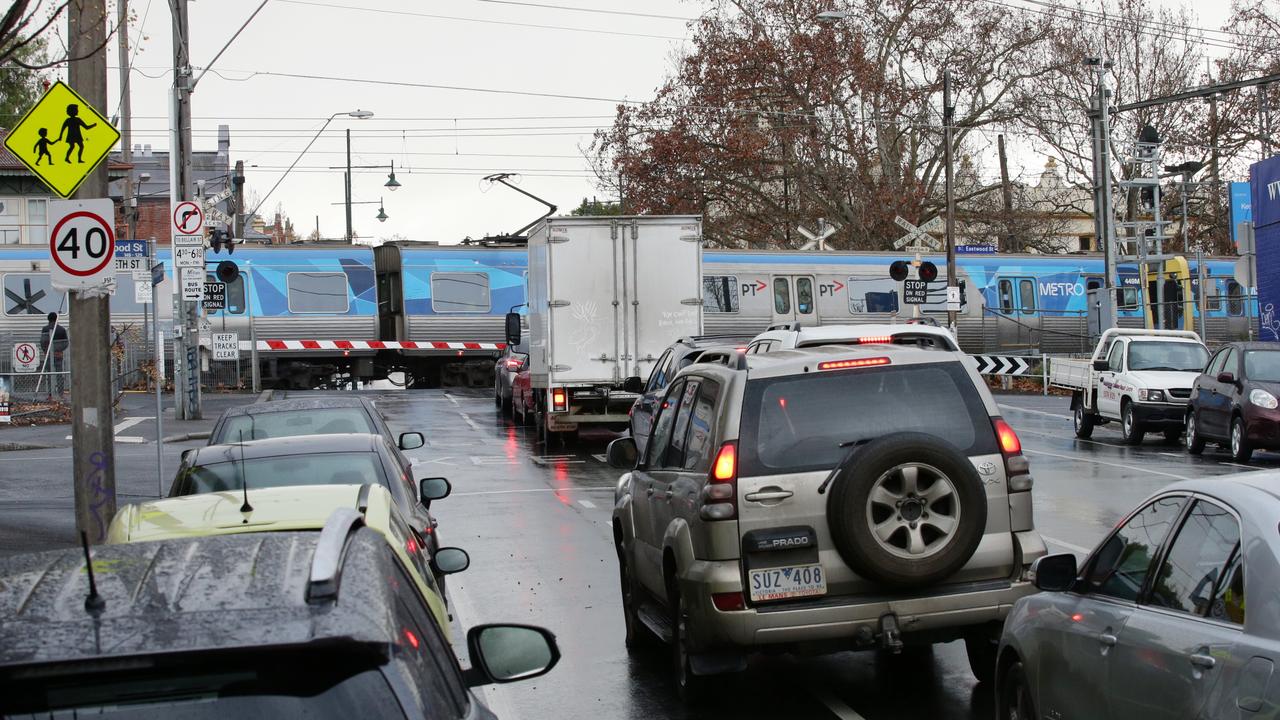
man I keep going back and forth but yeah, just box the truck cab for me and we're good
[1060,329,1209,445]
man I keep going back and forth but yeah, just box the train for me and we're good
[0,236,1257,389]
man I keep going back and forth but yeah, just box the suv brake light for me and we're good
[993,418,1021,455]
[700,441,737,521]
[817,357,890,371]
[856,335,893,344]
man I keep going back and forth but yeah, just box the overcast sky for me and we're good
[79,0,1237,244]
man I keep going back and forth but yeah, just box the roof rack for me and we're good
[307,508,366,603]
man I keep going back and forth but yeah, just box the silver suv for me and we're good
[606,339,1045,700]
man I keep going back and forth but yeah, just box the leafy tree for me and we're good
[0,36,50,123]
[569,196,621,216]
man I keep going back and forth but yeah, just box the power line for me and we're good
[467,0,695,22]
[272,0,689,41]
[1009,0,1262,44]
[981,0,1244,52]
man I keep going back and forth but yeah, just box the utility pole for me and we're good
[170,0,201,419]
[1088,59,1119,330]
[345,129,353,242]
[69,0,116,543]
[117,0,144,375]
[943,70,957,334]
[997,134,1015,252]
[1262,84,1273,159]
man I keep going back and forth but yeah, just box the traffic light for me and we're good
[918,261,938,282]
[210,228,235,255]
[215,260,239,284]
[889,260,909,282]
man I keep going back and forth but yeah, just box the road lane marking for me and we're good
[592,453,608,463]
[1160,452,1183,457]
[114,416,152,433]
[1021,447,1194,481]
[443,392,459,406]
[453,487,615,497]
[447,580,522,720]
[998,404,1072,421]
[577,499,597,509]
[1042,536,1092,555]
[459,413,480,431]
[810,685,867,720]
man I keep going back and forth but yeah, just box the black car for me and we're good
[628,334,748,455]
[0,519,559,718]
[209,396,426,457]
[176,433,448,585]
[1186,341,1280,462]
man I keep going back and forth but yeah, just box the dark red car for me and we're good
[1185,341,1280,462]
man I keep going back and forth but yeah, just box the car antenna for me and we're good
[80,531,106,614]
[237,428,253,518]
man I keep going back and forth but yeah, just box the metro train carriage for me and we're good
[0,243,1258,389]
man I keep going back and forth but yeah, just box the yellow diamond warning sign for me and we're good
[2,81,120,199]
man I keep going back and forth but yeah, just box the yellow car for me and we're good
[106,482,464,633]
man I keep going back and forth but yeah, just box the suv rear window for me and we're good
[739,361,997,475]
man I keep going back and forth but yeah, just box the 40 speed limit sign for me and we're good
[49,199,116,291]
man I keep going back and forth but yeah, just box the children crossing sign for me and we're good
[1,81,120,198]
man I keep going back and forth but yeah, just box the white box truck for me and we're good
[506,215,704,439]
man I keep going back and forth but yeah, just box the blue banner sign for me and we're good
[1250,156,1280,341]
[1230,182,1252,243]
[115,239,147,258]
[956,244,996,254]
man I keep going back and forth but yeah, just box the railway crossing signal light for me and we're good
[889,261,909,282]
[215,260,240,284]
[918,261,938,282]
[210,228,234,255]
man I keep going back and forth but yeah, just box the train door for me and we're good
[770,275,817,325]
[995,276,1037,350]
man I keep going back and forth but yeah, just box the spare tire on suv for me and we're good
[826,432,987,589]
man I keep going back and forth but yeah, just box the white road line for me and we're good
[459,413,480,431]
[1218,462,1258,470]
[114,416,153,433]
[577,499,597,509]
[998,404,1072,421]
[443,392,459,406]
[1160,452,1183,457]
[453,487,615,497]
[1043,536,1093,555]
[115,436,146,444]
[1021,447,1194,481]
[810,685,867,720]
[448,581,521,720]
[591,453,608,463]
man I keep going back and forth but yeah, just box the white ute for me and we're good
[1049,328,1210,444]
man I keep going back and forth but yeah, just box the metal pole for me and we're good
[943,69,957,334]
[1097,63,1119,329]
[1152,144,1165,329]
[1261,84,1272,159]
[171,0,200,419]
[345,129,353,242]
[153,253,163,497]
[249,262,260,393]
[68,0,116,543]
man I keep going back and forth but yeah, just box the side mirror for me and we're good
[399,431,425,450]
[606,437,638,470]
[1093,359,1109,371]
[621,376,644,394]
[464,624,560,686]
[1217,371,1237,384]
[505,312,522,347]
[180,448,194,464]
[419,476,452,504]
[430,546,470,576]
[1030,553,1078,592]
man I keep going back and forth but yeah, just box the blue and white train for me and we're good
[0,241,1256,388]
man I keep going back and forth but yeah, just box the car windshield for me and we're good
[1245,350,1280,383]
[1,650,411,718]
[1127,342,1208,372]
[178,452,386,495]
[215,408,376,443]
[739,361,998,474]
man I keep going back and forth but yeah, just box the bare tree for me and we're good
[0,1,118,70]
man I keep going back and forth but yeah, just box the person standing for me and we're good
[40,312,69,396]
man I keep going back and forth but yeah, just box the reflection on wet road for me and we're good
[296,387,1277,720]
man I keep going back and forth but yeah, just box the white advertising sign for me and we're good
[213,333,239,361]
[49,199,116,291]
[135,279,152,304]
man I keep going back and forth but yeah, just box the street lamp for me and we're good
[248,109,373,240]
[816,9,849,21]
[376,198,388,223]
[385,161,401,191]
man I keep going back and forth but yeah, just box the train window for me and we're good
[287,272,350,313]
[998,280,1014,313]
[702,275,739,313]
[773,278,791,315]
[430,272,490,313]
[1206,286,1222,312]
[795,277,814,315]
[1226,281,1244,317]
[1115,287,1139,309]
[1018,279,1036,314]
[3,273,65,316]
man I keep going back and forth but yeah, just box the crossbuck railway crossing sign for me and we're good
[893,216,943,254]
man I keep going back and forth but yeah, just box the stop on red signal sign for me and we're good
[49,199,116,291]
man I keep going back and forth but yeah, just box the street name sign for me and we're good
[202,281,227,310]
[12,342,40,373]
[904,279,929,304]
[212,333,239,361]
[151,261,165,286]
[114,239,147,272]
[48,199,116,290]
[181,267,204,301]
[1,81,120,198]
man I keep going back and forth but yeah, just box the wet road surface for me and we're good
[293,386,1280,720]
